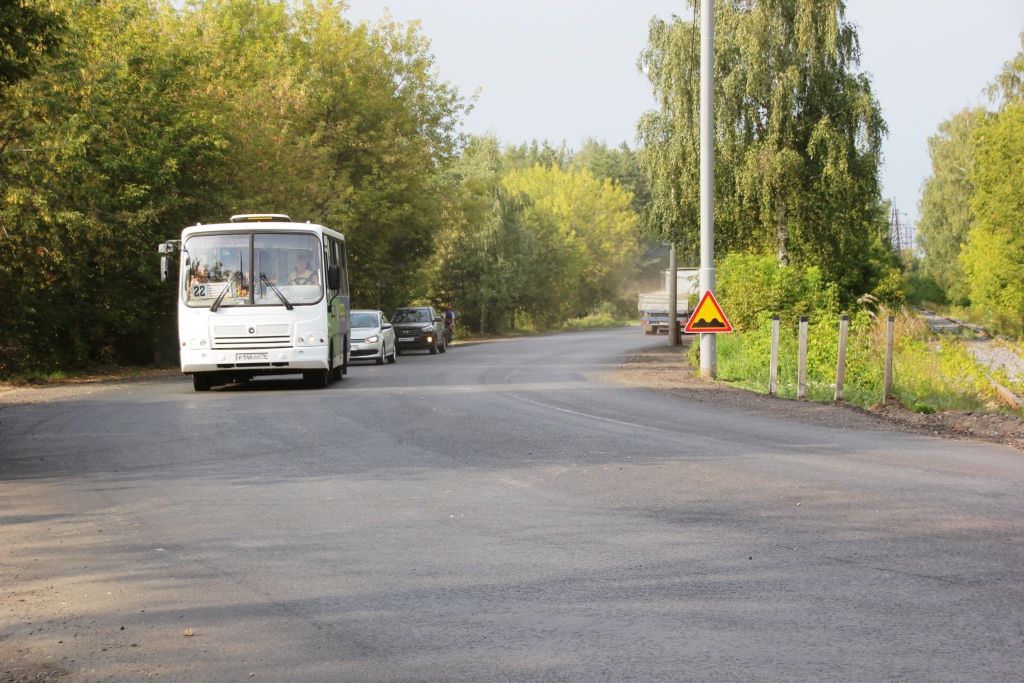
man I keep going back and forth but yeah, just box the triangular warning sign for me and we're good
[684,291,733,333]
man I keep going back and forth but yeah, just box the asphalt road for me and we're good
[3,327,1023,682]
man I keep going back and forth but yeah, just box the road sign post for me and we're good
[668,243,679,347]
[699,0,715,378]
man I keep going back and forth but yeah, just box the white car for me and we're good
[349,310,397,365]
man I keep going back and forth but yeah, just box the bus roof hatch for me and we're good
[229,214,292,223]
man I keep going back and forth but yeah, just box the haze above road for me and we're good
[3,328,1023,681]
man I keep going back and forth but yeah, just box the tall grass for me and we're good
[561,302,632,331]
[700,309,997,412]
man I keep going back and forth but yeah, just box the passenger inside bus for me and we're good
[185,262,212,301]
[191,263,209,285]
[288,252,319,285]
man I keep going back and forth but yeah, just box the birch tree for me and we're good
[917,108,981,304]
[638,0,893,298]
[961,34,1024,333]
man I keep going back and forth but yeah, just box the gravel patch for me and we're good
[965,340,1024,382]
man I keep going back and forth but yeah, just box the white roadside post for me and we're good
[884,315,895,402]
[699,0,716,378]
[797,316,809,400]
[769,315,780,397]
[835,315,849,401]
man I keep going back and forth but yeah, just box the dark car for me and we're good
[391,306,447,355]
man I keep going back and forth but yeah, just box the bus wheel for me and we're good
[304,369,328,389]
[192,373,212,392]
[330,345,343,382]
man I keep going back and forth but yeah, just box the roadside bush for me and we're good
[562,301,628,331]
[904,270,948,307]
[716,252,839,331]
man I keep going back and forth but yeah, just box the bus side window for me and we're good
[328,239,340,295]
[338,242,349,297]
[325,241,334,294]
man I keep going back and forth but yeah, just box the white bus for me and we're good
[160,214,350,391]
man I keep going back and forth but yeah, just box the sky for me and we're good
[345,0,1024,228]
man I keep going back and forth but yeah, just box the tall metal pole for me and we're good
[668,243,679,346]
[699,0,716,378]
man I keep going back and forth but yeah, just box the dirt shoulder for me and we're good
[609,340,1024,453]
[0,368,181,408]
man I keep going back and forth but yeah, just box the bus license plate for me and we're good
[236,352,268,362]
[398,337,414,342]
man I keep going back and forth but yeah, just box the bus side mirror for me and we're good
[327,264,340,291]
[158,241,178,283]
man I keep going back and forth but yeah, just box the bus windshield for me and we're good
[182,232,323,307]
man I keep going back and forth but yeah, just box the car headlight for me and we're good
[421,325,434,332]
[364,335,379,344]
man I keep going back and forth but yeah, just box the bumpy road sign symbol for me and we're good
[684,291,733,333]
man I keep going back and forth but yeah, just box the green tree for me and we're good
[176,0,317,216]
[502,139,571,172]
[961,46,1024,333]
[504,164,640,322]
[436,185,540,333]
[716,251,838,331]
[570,139,651,216]
[637,0,893,299]
[294,5,467,310]
[916,108,981,304]
[0,0,65,97]
[0,0,473,374]
[435,137,642,332]
[0,0,231,371]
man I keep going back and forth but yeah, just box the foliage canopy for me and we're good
[637,0,895,301]
[0,0,468,372]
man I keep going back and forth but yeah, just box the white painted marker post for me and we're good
[884,315,895,402]
[797,316,809,400]
[835,315,849,401]
[769,315,780,397]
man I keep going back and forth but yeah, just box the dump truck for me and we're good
[638,268,699,335]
